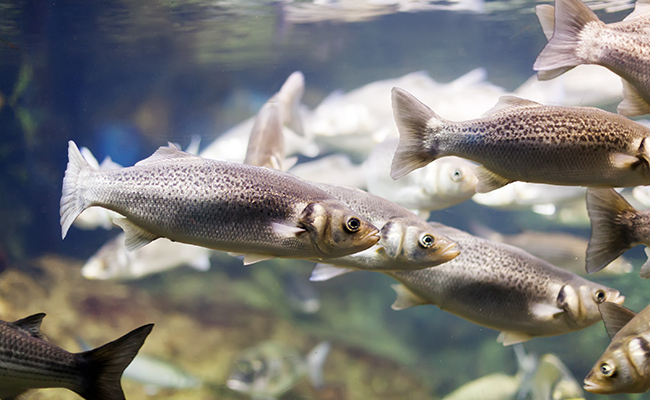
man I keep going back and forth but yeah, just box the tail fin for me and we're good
[61,141,96,239]
[585,188,635,273]
[305,341,331,389]
[77,324,154,400]
[533,0,600,80]
[390,87,441,180]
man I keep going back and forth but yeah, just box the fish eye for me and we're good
[594,289,607,303]
[599,362,615,377]
[419,234,436,248]
[345,217,361,232]
[451,169,463,182]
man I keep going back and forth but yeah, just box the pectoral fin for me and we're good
[113,218,160,251]
[391,284,427,310]
[497,331,533,346]
[243,254,275,265]
[474,166,513,193]
[531,303,565,319]
[310,264,355,281]
[271,222,306,237]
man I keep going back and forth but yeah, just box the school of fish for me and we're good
[32,0,650,398]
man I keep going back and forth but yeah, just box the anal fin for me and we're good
[618,80,650,117]
[113,218,160,251]
[391,284,427,310]
[474,166,513,193]
[310,264,355,281]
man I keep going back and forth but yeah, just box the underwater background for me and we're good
[1,0,649,399]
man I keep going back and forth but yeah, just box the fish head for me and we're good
[301,200,379,258]
[226,356,268,394]
[380,219,459,268]
[421,157,478,200]
[557,282,624,329]
[80,244,131,280]
[583,337,650,394]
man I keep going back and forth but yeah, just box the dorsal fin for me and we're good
[599,302,637,340]
[618,79,650,117]
[13,313,46,339]
[135,144,200,166]
[481,96,543,117]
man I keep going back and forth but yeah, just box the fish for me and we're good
[583,301,650,394]
[471,224,633,276]
[365,138,478,215]
[0,313,153,400]
[390,87,650,193]
[60,141,379,264]
[585,188,650,275]
[385,224,625,345]
[533,0,650,116]
[308,182,459,281]
[227,341,331,400]
[81,233,213,280]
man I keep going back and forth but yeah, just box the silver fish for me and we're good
[584,302,650,394]
[60,141,379,264]
[227,341,331,400]
[81,233,213,281]
[386,224,625,345]
[0,313,152,400]
[585,187,650,275]
[534,0,650,116]
[390,87,650,193]
[309,183,459,280]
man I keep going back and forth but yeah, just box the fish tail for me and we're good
[76,324,154,400]
[585,188,635,274]
[305,341,331,389]
[390,87,442,180]
[533,0,600,80]
[60,140,96,239]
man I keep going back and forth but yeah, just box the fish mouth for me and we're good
[613,294,626,305]
[583,379,604,394]
[438,241,460,263]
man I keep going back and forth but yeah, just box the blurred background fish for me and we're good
[227,341,331,400]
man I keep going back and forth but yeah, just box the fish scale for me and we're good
[386,225,624,344]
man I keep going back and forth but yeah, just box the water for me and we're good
[1,0,648,399]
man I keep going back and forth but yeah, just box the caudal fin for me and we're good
[585,188,635,274]
[61,141,96,239]
[533,0,600,80]
[77,324,154,400]
[390,87,441,180]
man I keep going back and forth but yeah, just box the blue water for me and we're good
[0,1,646,399]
